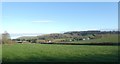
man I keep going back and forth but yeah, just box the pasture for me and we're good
[0,45,2,62]
[70,34,118,43]
[2,44,119,62]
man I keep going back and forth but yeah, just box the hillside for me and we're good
[15,31,119,44]
[70,34,118,43]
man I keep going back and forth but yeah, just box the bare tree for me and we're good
[2,31,11,44]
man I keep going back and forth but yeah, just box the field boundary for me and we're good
[40,42,120,46]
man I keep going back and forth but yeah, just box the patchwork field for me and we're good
[2,44,119,62]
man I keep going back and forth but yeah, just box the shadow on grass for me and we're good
[2,53,119,63]
[2,62,119,64]
[40,42,120,46]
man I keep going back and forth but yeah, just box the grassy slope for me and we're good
[2,44,119,62]
[71,34,118,43]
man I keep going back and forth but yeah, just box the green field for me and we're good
[0,45,2,62]
[70,34,119,44]
[2,44,119,62]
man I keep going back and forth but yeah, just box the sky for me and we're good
[1,2,118,38]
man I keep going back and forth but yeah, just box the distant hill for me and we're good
[14,30,119,43]
[17,36,37,40]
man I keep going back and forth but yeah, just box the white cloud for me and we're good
[32,20,53,23]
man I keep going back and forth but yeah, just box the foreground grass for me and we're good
[0,45,2,62]
[2,44,119,62]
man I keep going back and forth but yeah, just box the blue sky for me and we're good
[2,2,118,38]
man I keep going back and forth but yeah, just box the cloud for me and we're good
[32,20,53,23]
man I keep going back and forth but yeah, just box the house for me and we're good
[16,41,23,43]
[43,40,52,43]
[69,39,72,42]
[83,38,86,40]
[87,37,90,40]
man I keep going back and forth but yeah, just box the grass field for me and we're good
[2,44,119,62]
[0,45,2,62]
[70,34,119,44]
